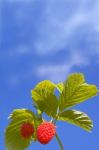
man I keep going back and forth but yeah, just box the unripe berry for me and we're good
[37,122,56,144]
[20,123,34,139]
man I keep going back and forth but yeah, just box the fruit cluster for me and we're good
[20,121,56,144]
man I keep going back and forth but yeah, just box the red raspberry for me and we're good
[20,123,34,139]
[37,122,56,144]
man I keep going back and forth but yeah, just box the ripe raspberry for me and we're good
[20,122,34,139]
[37,122,56,144]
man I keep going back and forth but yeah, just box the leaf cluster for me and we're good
[5,73,98,150]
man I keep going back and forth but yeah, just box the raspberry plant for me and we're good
[5,73,98,150]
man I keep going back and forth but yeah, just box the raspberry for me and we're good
[37,122,56,144]
[20,123,34,139]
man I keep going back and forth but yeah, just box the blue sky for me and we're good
[1,0,99,150]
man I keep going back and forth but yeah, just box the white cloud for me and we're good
[35,11,86,54]
[6,0,99,57]
[33,0,99,86]
[3,0,99,84]
[36,51,89,82]
[34,0,99,55]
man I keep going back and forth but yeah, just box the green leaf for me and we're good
[58,110,93,132]
[34,80,56,94]
[31,80,58,117]
[5,109,41,150]
[56,83,64,93]
[59,73,97,111]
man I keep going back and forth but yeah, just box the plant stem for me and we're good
[55,133,64,150]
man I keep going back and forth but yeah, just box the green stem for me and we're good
[55,133,64,150]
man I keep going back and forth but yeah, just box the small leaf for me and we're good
[58,110,93,132]
[31,80,58,117]
[34,80,56,94]
[5,109,41,150]
[32,91,58,117]
[56,83,64,93]
[59,73,97,111]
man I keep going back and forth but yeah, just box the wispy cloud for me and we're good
[4,0,99,55]
[33,0,99,55]
[2,0,99,85]
[36,51,89,82]
[6,0,99,56]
